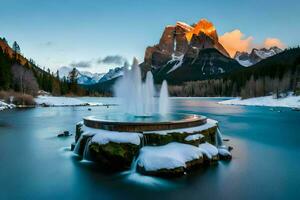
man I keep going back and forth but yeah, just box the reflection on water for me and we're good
[0,97,300,199]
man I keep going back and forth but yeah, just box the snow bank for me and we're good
[218,148,231,157]
[137,142,203,171]
[35,96,102,107]
[219,94,300,108]
[143,118,218,135]
[0,100,15,111]
[198,142,218,159]
[81,125,141,145]
[184,134,204,142]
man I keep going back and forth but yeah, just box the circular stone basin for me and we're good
[83,113,207,132]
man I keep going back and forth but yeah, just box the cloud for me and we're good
[70,60,91,68]
[219,29,285,57]
[263,38,286,49]
[97,55,127,65]
[219,29,254,57]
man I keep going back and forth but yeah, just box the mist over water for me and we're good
[114,58,170,116]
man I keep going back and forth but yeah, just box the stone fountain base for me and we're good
[72,114,232,177]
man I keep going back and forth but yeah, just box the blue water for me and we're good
[0,97,299,200]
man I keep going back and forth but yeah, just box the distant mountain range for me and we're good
[58,65,125,85]
[87,19,289,92]
[234,47,283,67]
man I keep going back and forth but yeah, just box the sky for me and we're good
[0,0,299,73]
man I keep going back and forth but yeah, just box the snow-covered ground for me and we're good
[35,96,103,107]
[219,94,300,108]
[0,100,15,111]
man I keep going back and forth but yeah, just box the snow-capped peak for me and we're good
[57,66,105,85]
[234,46,283,67]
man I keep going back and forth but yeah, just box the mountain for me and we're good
[152,48,242,84]
[140,19,242,84]
[144,19,230,69]
[0,37,59,95]
[58,66,105,85]
[98,67,124,83]
[234,47,283,67]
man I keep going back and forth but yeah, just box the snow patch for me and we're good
[35,96,102,107]
[137,142,203,171]
[218,148,231,157]
[198,142,218,159]
[167,54,184,73]
[0,100,15,111]
[219,94,300,108]
[184,134,204,142]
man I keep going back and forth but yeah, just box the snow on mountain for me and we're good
[98,67,124,83]
[58,67,104,85]
[234,46,283,67]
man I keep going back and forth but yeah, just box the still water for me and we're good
[0,97,299,200]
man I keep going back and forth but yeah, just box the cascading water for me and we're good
[159,80,170,115]
[83,137,92,160]
[215,128,224,147]
[74,135,83,155]
[114,58,170,116]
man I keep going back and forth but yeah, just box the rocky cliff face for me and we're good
[144,19,230,68]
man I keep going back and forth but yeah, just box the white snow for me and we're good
[0,100,15,111]
[35,96,102,107]
[236,57,253,67]
[198,142,218,159]
[137,142,203,171]
[81,125,141,145]
[167,54,184,73]
[218,148,231,157]
[184,134,204,142]
[143,118,218,135]
[219,94,300,108]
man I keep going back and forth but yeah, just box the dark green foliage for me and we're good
[0,48,12,90]
[0,40,86,96]
[169,47,300,98]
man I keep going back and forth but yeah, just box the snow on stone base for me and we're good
[218,148,232,159]
[137,142,203,171]
[82,125,142,145]
[219,94,300,108]
[198,142,218,159]
[184,134,204,141]
[143,118,218,135]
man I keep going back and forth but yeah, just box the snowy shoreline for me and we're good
[34,96,104,107]
[0,100,15,111]
[219,95,300,108]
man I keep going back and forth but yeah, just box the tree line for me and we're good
[169,47,300,98]
[0,38,86,96]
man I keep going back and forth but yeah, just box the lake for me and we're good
[0,97,299,200]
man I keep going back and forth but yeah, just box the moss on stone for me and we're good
[89,142,140,170]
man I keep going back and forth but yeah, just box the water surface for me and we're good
[0,97,299,200]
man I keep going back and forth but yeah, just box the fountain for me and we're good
[72,58,232,177]
[115,57,169,117]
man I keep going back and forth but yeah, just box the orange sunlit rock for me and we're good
[184,19,218,42]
